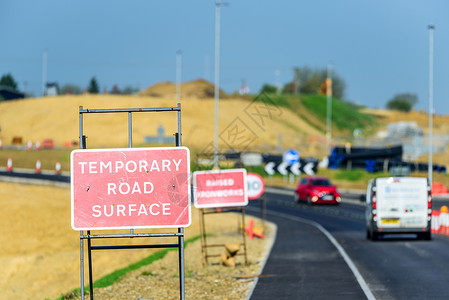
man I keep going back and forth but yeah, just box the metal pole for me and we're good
[42,49,47,97]
[326,63,332,155]
[176,103,185,299]
[428,25,434,184]
[80,231,85,300]
[128,112,134,235]
[128,112,132,148]
[214,2,228,168]
[176,50,182,103]
[275,69,281,94]
[87,230,93,300]
[79,106,85,300]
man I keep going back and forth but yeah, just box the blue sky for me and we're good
[1,1,448,113]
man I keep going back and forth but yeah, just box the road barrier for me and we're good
[431,206,449,235]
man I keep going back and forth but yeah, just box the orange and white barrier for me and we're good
[432,182,448,196]
[35,160,41,174]
[431,206,449,236]
[55,161,61,175]
[6,157,12,172]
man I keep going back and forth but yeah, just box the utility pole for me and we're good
[42,49,47,97]
[214,1,228,168]
[326,63,333,155]
[176,50,182,103]
[428,25,434,184]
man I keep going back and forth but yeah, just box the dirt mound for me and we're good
[0,95,325,157]
[140,79,229,99]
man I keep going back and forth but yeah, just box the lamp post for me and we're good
[428,25,434,184]
[42,49,47,97]
[176,50,182,103]
[326,63,333,155]
[213,1,228,168]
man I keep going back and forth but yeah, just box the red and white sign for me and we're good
[247,173,265,200]
[193,169,248,208]
[71,147,191,230]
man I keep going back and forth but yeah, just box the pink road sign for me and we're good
[71,147,191,230]
[193,169,248,208]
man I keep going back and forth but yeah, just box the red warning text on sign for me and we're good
[193,169,248,208]
[71,147,191,230]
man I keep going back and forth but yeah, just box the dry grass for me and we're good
[0,94,326,157]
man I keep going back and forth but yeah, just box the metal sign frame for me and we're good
[194,154,248,266]
[199,207,248,265]
[76,103,187,300]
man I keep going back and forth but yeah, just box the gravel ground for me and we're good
[69,216,276,300]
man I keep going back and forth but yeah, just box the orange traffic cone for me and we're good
[7,157,12,172]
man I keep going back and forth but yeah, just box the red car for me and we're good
[294,176,341,205]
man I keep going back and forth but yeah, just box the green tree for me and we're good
[259,83,278,94]
[282,66,346,99]
[0,73,18,91]
[88,76,99,94]
[386,93,418,112]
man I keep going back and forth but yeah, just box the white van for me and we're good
[365,177,432,240]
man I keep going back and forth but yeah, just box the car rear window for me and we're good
[311,179,332,186]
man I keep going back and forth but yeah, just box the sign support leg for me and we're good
[178,227,185,300]
[241,208,248,265]
[87,230,93,300]
[199,209,208,265]
[80,231,85,300]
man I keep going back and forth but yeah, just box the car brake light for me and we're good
[372,191,377,221]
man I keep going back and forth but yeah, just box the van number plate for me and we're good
[381,218,399,224]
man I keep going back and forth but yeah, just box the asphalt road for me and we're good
[3,171,449,299]
[247,187,449,300]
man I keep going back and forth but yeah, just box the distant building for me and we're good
[0,86,25,101]
[239,84,250,95]
[44,82,59,96]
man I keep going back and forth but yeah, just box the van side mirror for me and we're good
[360,195,366,202]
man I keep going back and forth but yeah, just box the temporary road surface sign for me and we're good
[193,168,248,208]
[247,173,265,200]
[71,147,191,230]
